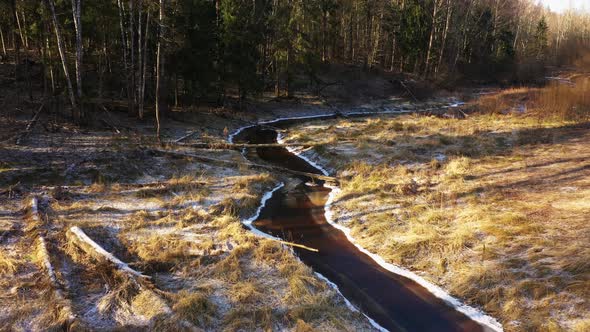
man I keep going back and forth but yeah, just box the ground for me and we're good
[0,113,375,331]
[280,83,590,331]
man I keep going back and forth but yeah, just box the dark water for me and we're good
[235,125,486,332]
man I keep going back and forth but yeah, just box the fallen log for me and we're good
[15,101,46,145]
[274,239,319,252]
[29,198,77,326]
[151,149,338,184]
[174,141,322,149]
[42,179,209,192]
[66,226,199,331]
[67,226,148,279]
[174,130,199,143]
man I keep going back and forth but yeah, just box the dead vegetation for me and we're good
[0,120,374,331]
[282,86,590,331]
[473,75,590,121]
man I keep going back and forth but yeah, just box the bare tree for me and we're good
[435,0,453,76]
[117,0,132,117]
[138,2,150,120]
[0,26,6,57]
[424,0,441,76]
[128,0,136,116]
[137,0,143,119]
[14,2,26,49]
[155,0,164,141]
[71,0,83,119]
[45,0,78,121]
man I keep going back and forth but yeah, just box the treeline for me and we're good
[0,0,589,126]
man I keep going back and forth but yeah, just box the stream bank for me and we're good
[230,109,503,332]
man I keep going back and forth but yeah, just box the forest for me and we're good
[0,0,589,332]
[0,0,589,126]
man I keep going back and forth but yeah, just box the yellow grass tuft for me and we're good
[0,250,18,275]
[172,290,216,326]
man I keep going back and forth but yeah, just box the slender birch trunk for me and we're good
[117,0,132,117]
[45,0,78,121]
[435,0,452,76]
[45,34,55,94]
[155,0,164,141]
[137,0,143,119]
[371,7,384,68]
[0,26,6,57]
[15,4,25,49]
[139,9,150,120]
[71,0,83,120]
[128,0,136,116]
[21,10,28,49]
[424,0,439,76]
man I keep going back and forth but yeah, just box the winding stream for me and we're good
[231,114,500,332]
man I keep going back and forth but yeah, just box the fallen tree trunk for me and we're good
[174,130,198,143]
[67,226,148,279]
[151,149,338,184]
[174,141,322,149]
[2,101,46,145]
[29,198,77,327]
[274,239,318,252]
[66,226,198,331]
[42,179,209,192]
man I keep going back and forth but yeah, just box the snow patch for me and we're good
[241,183,285,240]
[324,188,504,332]
[276,132,329,176]
[314,272,388,332]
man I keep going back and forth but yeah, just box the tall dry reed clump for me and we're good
[535,78,590,121]
[474,76,590,121]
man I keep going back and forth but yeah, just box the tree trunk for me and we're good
[15,4,26,49]
[12,0,20,112]
[435,0,452,76]
[274,58,280,97]
[137,0,143,119]
[348,11,353,61]
[139,9,150,119]
[128,0,136,116]
[117,0,132,118]
[45,0,78,121]
[71,0,83,120]
[322,8,327,62]
[45,34,55,94]
[364,2,372,68]
[370,6,384,68]
[155,0,164,142]
[286,44,291,98]
[20,10,28,49]
[0,26,6,57]
[424,0,439,77]
[390,35,396,71]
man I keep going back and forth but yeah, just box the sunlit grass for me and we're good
[283,102,590,330]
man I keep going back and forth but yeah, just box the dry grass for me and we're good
[284,106,590,331]
[475,87,538,114]
[0,122,373,331]
[473,75,590,121]
[172,290,216,326]
[0,250,18,275]
[135,175,208,198]
[535,78,590,121]
[127,232,217,265]
[210,173,276,217]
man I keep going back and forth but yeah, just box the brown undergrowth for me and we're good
[474,74,590,121]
